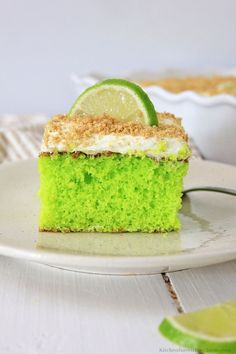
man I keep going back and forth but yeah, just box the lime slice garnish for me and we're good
[68,78,158,126]
[159,300,236,353]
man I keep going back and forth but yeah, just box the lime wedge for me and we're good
[159,300,236,353]
[68,78,158,126]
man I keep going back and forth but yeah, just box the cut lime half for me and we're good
[68,78,158,126]
[159,300,236,353]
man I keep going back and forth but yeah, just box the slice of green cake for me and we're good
[38,112,191,234]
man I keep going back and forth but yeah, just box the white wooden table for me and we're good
[0,116,235,354]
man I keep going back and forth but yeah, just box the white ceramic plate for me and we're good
[0,159,236,275]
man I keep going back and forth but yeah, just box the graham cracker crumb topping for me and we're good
[42,112,188,151]
[139,75,236,96]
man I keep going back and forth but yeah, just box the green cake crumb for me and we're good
[177,144,191,160]
[39,154,188,233]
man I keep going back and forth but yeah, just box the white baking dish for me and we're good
[72,75,236,165]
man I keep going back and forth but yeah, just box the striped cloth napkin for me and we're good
[0,115,47,163]
[0,115,202,163]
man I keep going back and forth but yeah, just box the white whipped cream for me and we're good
[41,134,187,160]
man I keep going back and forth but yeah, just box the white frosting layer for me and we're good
[41,134,187,160]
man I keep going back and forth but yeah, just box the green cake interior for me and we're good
[39,154,188,233]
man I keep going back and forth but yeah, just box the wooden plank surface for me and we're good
[0,256,194,354]
[168,260,236,312]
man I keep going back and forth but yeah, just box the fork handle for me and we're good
[183,186,236,197]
